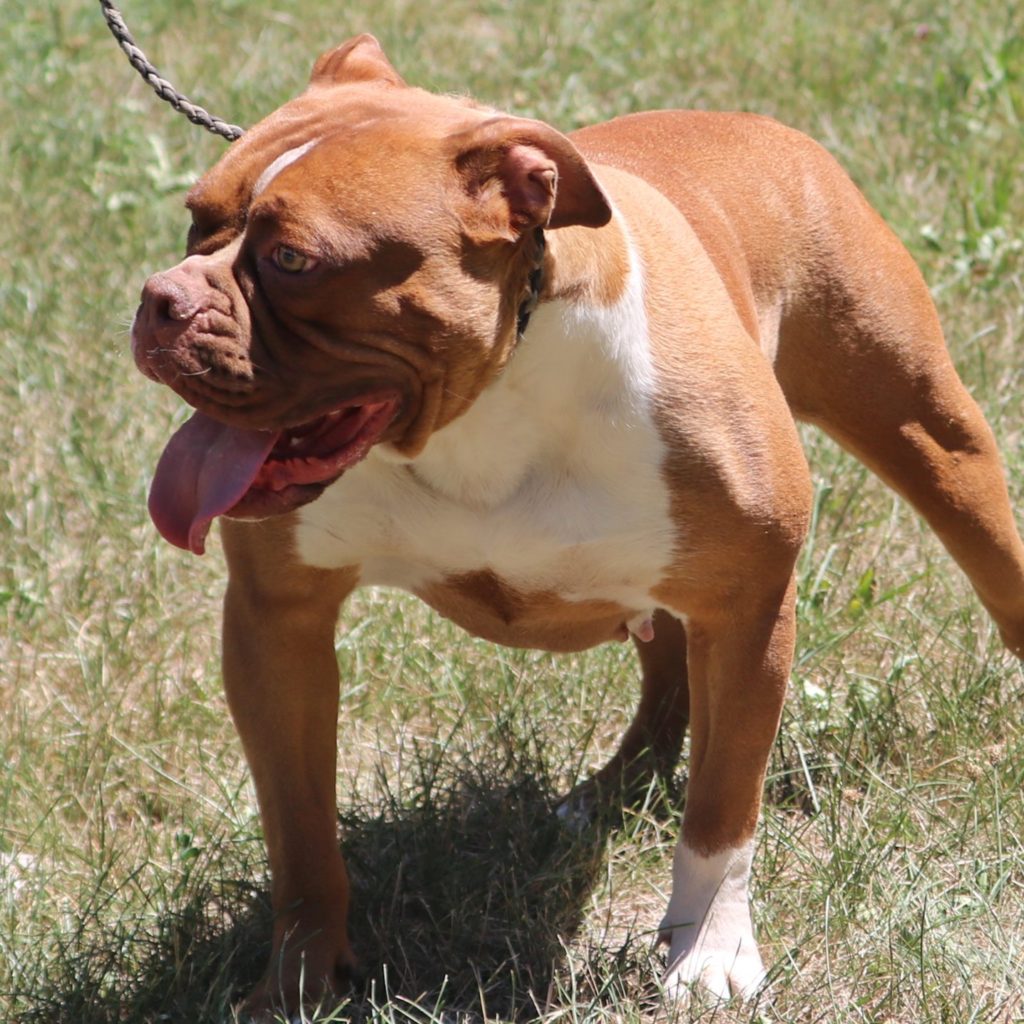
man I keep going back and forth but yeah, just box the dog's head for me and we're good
[132,35,610,553]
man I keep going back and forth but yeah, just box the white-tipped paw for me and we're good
[555,787,598,833]
[658,840,767,1003]
[660,922,766,1002]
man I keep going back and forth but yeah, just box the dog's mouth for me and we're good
[148,395,400,555]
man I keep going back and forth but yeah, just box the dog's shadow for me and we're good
[339,744,612,1017]
[22,741,650,1023]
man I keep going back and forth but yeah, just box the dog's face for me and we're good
[131,35,610,554]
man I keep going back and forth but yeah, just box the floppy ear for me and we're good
[310,34,406,88]
[451,116,612,239]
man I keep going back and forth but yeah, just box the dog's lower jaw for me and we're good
[659,840,767,1003]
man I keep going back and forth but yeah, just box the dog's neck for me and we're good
[515,228,546,341]
[396,208,657,508]
[540,204,633,311]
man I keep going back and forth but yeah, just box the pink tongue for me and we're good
[148,411,279,556]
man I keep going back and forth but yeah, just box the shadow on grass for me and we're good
[12,736,624,1023]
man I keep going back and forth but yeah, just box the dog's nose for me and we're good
[132,269,207,382]
[140,271,200,324]
[131,259,253,392]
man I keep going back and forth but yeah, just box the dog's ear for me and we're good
[451,117,612,239]
[310,35,406,88]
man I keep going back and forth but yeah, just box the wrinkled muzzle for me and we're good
[132,255,400,556]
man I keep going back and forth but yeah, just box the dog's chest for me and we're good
[293,260,677,644]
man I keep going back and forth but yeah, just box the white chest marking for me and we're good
[294,223,676,610]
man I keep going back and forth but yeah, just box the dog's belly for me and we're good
[416,573,638,652]
[292,452,674,651]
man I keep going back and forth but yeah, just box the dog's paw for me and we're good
[556,770,623,831]
[660,922,766,1002]
[555,787,598,832]
[557,749,675,832]
[658,839,766,1003]
[237,942,358,1023]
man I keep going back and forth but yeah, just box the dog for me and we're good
[131,34,1024,1015]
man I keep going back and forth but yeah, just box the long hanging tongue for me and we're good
[148,411,279,556]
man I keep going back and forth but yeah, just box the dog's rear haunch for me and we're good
[131,34,1024,1016]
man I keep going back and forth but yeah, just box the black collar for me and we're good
[516,228,546,339]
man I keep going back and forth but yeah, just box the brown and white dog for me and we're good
[131,35,1024,1015]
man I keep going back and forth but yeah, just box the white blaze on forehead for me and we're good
[252,139,319,199]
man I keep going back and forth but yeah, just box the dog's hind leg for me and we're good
[775,218,1024,656]
[617,609,691,781]
[561,610,690,821]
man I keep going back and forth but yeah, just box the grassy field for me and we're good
[1,0,1022,1021]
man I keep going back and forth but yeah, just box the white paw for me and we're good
[661,920,766,1001]
[658,839,766,1003]
[554,788,596,833]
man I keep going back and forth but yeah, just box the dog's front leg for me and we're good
[659,577,797,1003]
[220,519,357,1018]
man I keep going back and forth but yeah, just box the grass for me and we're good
[1,0,1023,1021]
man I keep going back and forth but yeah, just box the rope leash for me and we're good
[98,0,244,141]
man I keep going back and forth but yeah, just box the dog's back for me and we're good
[575,109,1024,653]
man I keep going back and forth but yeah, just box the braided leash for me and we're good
[98,0,244,141]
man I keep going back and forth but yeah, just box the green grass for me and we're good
[2,0,1023,1021]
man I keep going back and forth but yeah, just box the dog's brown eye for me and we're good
[273,245,316,273]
